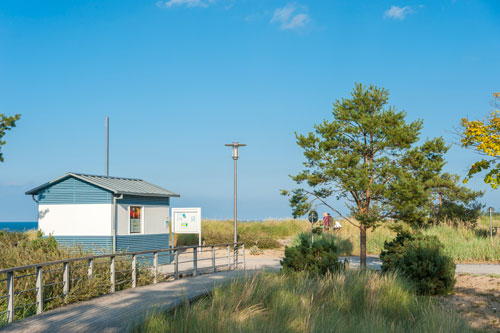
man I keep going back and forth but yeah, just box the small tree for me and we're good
[0,113,21,162]
[460,92,500,189]
[282,83,449,268]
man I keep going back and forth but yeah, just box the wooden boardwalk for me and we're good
[1,258,280,333]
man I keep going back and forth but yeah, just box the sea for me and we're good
[0,222,38,232]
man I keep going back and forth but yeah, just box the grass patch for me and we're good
[134,270,473,332]
[178,216,500,262]
[0,231,153,325]
[176,219,309,249]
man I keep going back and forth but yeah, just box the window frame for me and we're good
[128,205,144,234]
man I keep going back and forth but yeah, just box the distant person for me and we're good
[322,212,332,229]
[333,220,342,232]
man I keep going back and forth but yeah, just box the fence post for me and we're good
[174,250,179,280]
[88,258,94,278]
[110,256,115,293]
[234,244,238,270]
[227,245,230,270]
[36,267,43,314]
[211,246,216,273]
[193,247,198,277]
[63,262,70,299]
[242,244,245,270]
[153,252,158,284]
[7,272,14,323]
[132,254,137,288]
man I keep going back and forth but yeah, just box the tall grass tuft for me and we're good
[176,219,309,248]
[134,270,472,332]
[0,231,153,325]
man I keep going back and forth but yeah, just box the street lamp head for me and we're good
[225,142,246,160]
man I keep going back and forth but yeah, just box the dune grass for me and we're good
[178,216,500,262]
[336,216,500,262]
[134,270,473,333]
[0,231,153,325]
[176,219,309,248]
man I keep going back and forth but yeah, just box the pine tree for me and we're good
[282,83,448,267]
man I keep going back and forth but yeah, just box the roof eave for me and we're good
[115,191,180,198]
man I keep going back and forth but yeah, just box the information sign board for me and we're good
[172,208,201,234]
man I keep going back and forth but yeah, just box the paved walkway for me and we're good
[341,256,500,275]
[1,258,280,333]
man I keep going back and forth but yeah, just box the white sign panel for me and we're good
[172,207,201,234]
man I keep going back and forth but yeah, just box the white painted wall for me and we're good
[116,204,169,235]
[38,204,112,236]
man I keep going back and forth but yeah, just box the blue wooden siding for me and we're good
[38,177,113,204]
[53,234,171,264]
[118,195,170,206]
[116,233,171,264]
[54,236,113,253]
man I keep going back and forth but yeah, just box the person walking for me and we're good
[322,212,332,230]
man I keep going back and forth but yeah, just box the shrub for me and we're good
[381,232,456,295]
[431,201,483,229]
[380,230,415,272]
[281,233,342,275]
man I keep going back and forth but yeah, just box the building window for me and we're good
[130,206,142,233]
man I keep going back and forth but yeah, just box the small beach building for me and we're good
[26,173,179,257]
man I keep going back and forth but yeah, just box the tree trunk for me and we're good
[360,224,367,269]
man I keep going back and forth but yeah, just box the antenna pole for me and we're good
[105,116,109,176]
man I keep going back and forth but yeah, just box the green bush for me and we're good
[431,201,483,229]
[381,232,456,295]
[379,230,415,272]
[281,233,342,275]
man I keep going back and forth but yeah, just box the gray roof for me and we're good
[26,172,180,198]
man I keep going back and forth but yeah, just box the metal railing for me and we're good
[0,242,245,325]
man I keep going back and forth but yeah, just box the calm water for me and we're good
[0,222,38,232]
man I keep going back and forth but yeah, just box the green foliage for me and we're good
[0,113,21,162]
[134,271,472,332]
[379,230,415,272]
[381,232,456,295]
[280,233,342,275]
[281,83,461,266]
[432,200,483,228]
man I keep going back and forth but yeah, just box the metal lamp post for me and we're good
[224,142,246,246]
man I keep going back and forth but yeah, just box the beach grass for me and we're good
[177,216,500,263]
[134,270,472,332]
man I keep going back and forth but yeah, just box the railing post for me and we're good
[153,252,158,284]
[132,254,137,288]
[174,250,179,280]
[63,262,70,299]
[193,247,198,277]
[242,243,245,270]
[227,245,230,270]
[7,272,14,323]
[36,267,43,314]
[211,246,216,273]
[88,258,94,278]
[234,244,238,270]
[110,256,115,293]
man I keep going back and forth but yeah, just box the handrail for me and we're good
[0,242,245,325]
[0,242,244,274]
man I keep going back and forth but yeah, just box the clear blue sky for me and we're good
[0,0,499,221]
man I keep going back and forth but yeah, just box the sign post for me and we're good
[172,208,202,252]
[489,207,495,239]
[308,210,319,244]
